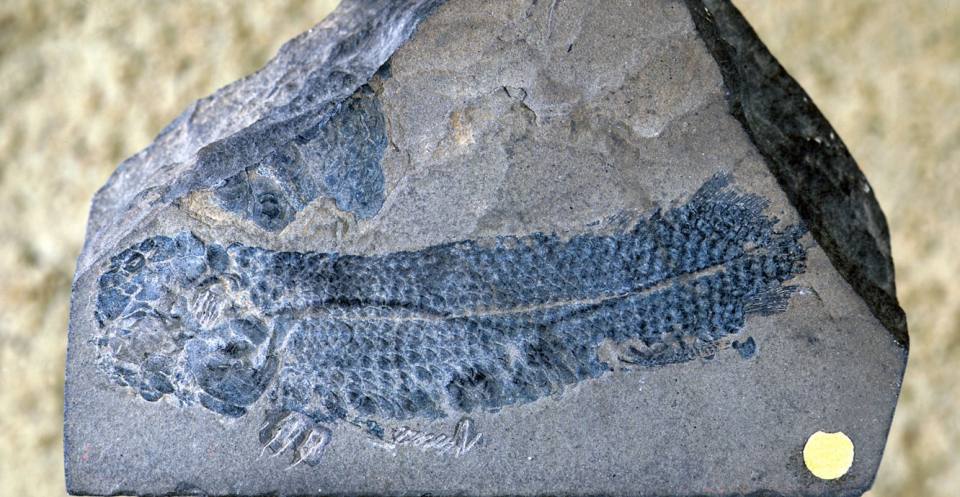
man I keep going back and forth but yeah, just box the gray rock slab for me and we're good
[64,1,908,496]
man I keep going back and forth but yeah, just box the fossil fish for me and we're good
[92,173,806,466]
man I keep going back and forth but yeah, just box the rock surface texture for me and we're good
[64,1,908,496]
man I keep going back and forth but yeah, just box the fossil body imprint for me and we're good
[93,173,806,466]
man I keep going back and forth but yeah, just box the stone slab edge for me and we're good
[685,0,908,348]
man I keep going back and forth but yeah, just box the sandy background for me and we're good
[0,1,956,496]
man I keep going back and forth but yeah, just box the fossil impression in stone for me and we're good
[93,174,805,466]
[65,0,907,495]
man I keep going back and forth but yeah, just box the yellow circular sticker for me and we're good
[803,431,854,480]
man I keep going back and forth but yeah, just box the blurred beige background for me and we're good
[0,1,956,496]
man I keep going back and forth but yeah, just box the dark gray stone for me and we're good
[685,0,907,347]
[65,1,907,496]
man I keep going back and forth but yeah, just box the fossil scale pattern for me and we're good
[93,174,807,465]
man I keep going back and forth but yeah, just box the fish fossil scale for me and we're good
[93,173,806,461]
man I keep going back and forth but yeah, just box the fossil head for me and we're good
[93,232,280,417]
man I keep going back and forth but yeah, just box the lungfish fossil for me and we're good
[92,173,806,466]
